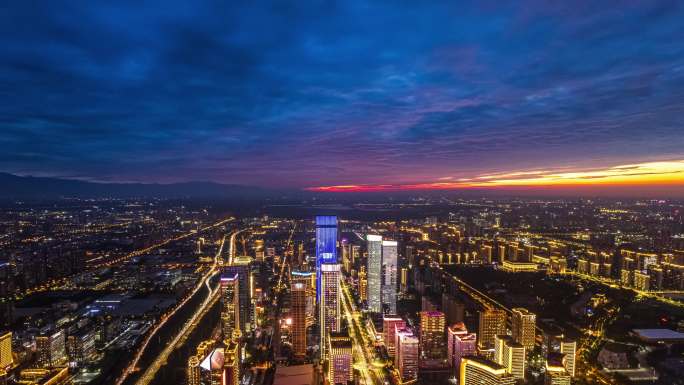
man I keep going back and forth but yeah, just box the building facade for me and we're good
[419,311,447,364]
[367,235,383,313]
[511,308,536,351]
[316,216,338,301]
[327,332,353,385]
[459,356,516,385]
[291,281,308,359]
[220,274,240,338]
[0,332,11,369]
[396,330,419,382]
[478,309,507,350]
[494,335,525,381]
[447,323,477,377]
[223,256,253,332]
[382,317,406,358]
[381,240,398,314]
[320,263,341,357]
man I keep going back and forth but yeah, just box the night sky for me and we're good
[1,1,683,192]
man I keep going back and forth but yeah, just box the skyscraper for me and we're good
[341,240,351,273]
[316,216,338,300]
[396,329,419,382]
[459,356,516,385]
[291,281,308,359]
[419,311,447,364]
[224,340,240,385]
[447,323,477,377]
[327,332,353,385]
[220,274,240,338]
[381,240,398,314]
[0,332,11,369]
[187,355,201,385]
[224,256,253,332]
[560,338,576,377]
[511,308,536,351]
[382,317,406,358]
[494,335,525,381]
[367,235,383,313]
[478,309,507,351]
[351,245,360,266]
[36,329,66,369]
[320,263,341,357]
[358,266,367,303]
[292,271,316,327]
[400,268,408,294]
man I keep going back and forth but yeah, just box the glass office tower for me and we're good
[316,216,338,300]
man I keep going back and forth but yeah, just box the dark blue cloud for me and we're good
[0,0,683,187]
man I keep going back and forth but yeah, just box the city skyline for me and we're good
[2,2,684,384]
[1,2,683,195]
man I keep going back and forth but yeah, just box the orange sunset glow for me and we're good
[307,160,684,192]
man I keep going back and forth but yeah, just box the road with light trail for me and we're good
[117,225,242,385]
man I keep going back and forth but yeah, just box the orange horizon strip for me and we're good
[306,160,684,192]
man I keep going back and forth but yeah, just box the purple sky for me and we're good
[1,1,683,190]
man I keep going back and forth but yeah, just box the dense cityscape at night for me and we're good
[0,198,683,385]
[1,1,684,385]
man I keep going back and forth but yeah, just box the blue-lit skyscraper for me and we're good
[316,216,338,300]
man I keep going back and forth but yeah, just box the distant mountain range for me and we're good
[0,173,279,199]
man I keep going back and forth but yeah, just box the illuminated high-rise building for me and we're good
[35,329,66,369]
[66,329,96,365]
[396,329,419,382]
[560,339,576,377]
[316,216,338,300]
[447,323,477,376]
[459,356,516,385]
[224,339,240,385]
[0,332,11,369]
[478,309,507,350]
[292,271,316,326]
[327,332,353,385]
[320,263,341,357]
[351,245,360,266]
[291,281,308,359]
[511,308,536,351]
[494,335,525,380]
[400,268,408,294]
[224,256,253,331]
[381,240,398,314]
[187,355,201,385]
[358,266,368,303]
[220,274,240,338]
[341,240,351,273]
[419,311,447,364]
[382,317,406,358]
[367,235,383,313]
[545,353,571,385]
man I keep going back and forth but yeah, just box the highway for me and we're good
[276,221,297,292]
[340,279,386,385]
[117,227,242,385]
[564,270,684,309]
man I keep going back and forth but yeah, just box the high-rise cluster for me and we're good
[366,235,398,314]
